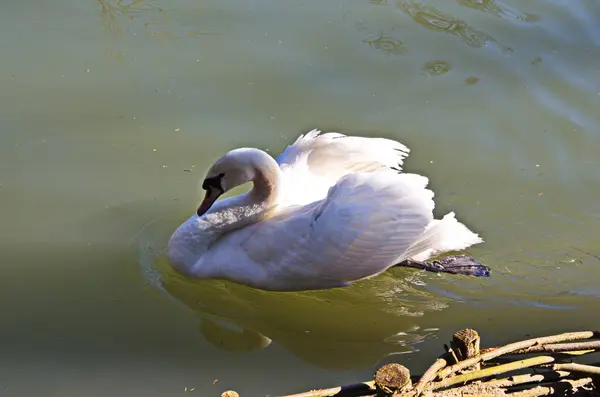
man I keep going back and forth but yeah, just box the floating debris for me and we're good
[365,35,408,56]
[424,60,451,76]
[531,56,543,66]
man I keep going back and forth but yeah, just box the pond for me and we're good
[1,0,599,396]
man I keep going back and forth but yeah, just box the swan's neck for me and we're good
[167,153,281,276]
[205,153,282,233]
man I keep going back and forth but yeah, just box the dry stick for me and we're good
[550,362,600,376]
[412,331,597,396]
[411,358,447,397]
[444,344,459,365]
[417,371,571,397]
[436,331,597,379]
[507,377,594,397]
[481,370,571,389]
[430,355,557,390]
[509,340,600,355]
[477,351,595,370]
[277,381,375,397]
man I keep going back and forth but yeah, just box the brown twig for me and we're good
[507,377,594,397]
[509,340,600,355]
[548,363,600,376]
[482,370,571,388]
[411,357,447,396]
[437,331,598,379]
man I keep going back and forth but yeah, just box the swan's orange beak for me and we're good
[197,187,223,217]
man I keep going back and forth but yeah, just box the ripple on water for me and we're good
[397,0,514,54]
[456,0,541,23]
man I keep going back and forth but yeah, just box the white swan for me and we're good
[167,129,486,291]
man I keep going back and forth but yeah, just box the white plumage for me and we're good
[276,130,410,207]
[167,129,484,291]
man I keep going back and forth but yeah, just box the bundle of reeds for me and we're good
[222,329,600,397]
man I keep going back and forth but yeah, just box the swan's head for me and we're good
[197,148,268,216]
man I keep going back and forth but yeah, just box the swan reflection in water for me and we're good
[148,251,453,370]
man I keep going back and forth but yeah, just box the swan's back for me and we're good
[275,130,410,208]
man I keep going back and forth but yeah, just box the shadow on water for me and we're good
[112,200,449,370]
[145,248,450,370]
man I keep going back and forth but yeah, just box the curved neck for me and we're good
[207,150,282,232]
[167,150,282,275]
[249,156,280,207]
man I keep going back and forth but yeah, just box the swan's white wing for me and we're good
[275,129,410,208]
[231,171,436,291]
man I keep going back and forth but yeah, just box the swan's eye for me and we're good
[202,173,225,191]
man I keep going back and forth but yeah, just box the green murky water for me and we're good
[1,0,599,395]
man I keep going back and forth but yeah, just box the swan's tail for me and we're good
[401,212,484,262]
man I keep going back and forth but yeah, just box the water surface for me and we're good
[1,0,600,396]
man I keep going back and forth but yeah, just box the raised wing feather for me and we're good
[235,171,435,291]
[275,129,411,208]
